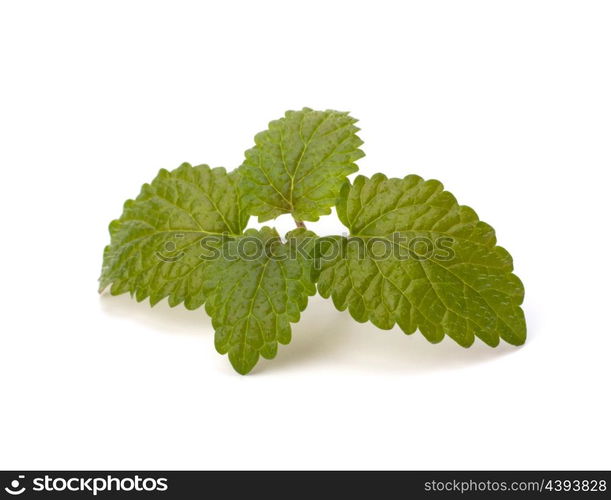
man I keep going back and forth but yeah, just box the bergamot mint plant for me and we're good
[99,108,526,374]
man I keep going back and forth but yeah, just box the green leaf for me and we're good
[239,108,365,222]
[99,163,247,309]
[203,227,317,374]
[316,173,526,347]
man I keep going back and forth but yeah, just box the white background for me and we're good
[1,1,610,470]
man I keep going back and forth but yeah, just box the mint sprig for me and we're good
[100,108,526,374]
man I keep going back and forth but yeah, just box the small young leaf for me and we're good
[240,108,364,222]
[99,163,247,309]
[203,228,317,374]
[316,174,526,347]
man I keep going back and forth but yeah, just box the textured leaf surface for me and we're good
[240,108,364,222]
[316,174,526,347]
[99,163,247,309]
[203,228,316,374]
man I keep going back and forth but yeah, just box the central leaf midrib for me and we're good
[237,259,271,366]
